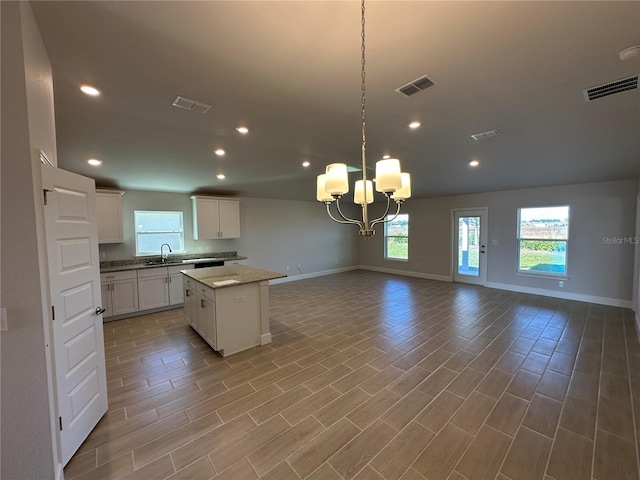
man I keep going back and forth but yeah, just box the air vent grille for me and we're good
[471,129,500,141]
[396,74,436,97]
[172,96,211,113]
[584,75,638,102]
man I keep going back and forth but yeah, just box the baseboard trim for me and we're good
[358,265,453,283]
[485,281,633,308]
[261,333,272,345]
[269,266,359,285]
[55,462,64,480]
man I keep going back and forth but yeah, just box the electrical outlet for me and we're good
[286,266,289,271]
[1,308,7,332]
[559,281,564,288]
[100,251,106,259]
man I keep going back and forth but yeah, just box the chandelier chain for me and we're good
[360,0,366,154]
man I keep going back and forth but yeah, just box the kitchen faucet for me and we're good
[160,243,172,263]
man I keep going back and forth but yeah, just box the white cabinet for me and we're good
[169,264,192,305]
[95,190,124,243]
[138,264,194,310]
[138,268,170,310]
[100,271,138,318]
[195,285,216,349]
[191,196,240,239]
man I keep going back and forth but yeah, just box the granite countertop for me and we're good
[183,264,286,289]
[100,253,247,273]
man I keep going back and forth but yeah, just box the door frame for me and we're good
[452,207,488,286]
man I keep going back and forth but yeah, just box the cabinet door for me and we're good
[183,284,194,324]
[138,275,170,310]
[218,200,240,238]
[168,273,184,305]
[100,283,112,318]
[111,278,139,315]
[95,191,123,243]
[194,293,209,341]
[202,296,216,350]
[193,197,220,240]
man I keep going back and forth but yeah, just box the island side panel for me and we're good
[259,281,271,345]
[215,283,261,357]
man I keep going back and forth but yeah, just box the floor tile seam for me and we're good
[449,421,507,478]
[129,410,224,469]
[541,317,596,480]
[591,312,606,480]
[622,319,640,478]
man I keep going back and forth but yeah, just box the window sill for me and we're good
[516,271,568,281]
[385,258,409,262]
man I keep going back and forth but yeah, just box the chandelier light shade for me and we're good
[315,0,412,236]
[392,173,412,201]
[354,180,374,205]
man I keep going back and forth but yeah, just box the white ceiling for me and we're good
[31,1,640,202]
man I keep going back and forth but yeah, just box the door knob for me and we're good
[95,307,106,315]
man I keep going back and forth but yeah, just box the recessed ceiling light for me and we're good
[236,126,249,134]
[469,160,480,167]
[80,85,100,96]
[216,174,226,180]
[408,121,421,129]
[382,154,391,159]
[87,158,102,166]
[302,161,311,167]
[214,149,225,156]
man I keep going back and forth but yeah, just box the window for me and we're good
[385,214,409,260]
[517,206,569,275]
[134,210,185,256]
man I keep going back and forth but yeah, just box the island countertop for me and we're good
[182,264,286,289]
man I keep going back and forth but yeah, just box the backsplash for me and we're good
[100,251,239,269]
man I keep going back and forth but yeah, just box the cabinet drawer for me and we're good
[101,270,137,282]
[137,266,169,278]
[198,285,216,301]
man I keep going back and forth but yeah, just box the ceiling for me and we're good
[31,1,640,202]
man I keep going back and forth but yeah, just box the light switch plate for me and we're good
[1,308,7,331]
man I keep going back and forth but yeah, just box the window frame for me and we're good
[516,206,569,278]
[384,213,409,261]
[134,210,185,257]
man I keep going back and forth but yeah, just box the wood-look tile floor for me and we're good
[65,271,640,480]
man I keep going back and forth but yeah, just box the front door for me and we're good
[453,208,488,286]
[42,165,107,465]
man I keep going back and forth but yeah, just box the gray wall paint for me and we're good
[359,179,638,303]
[1,2,57,478]
[99,191,358,276]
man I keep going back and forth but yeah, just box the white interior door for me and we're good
[453,208,488,286]
[42,165,107,465]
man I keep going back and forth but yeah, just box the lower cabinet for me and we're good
[184,278,216,349]
[100,271,139,318]
[183,274,262,357]
[138,265,194,311]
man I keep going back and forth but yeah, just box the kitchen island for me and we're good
[182,265,286,357]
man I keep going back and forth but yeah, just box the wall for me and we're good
[1,2,58,478]
[359,179,638,306]
[99,190,359,277]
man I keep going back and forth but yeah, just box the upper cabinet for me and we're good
[95,190,125,243]
[192,196,240,239]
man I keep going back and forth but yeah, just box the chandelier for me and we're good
[316,0,411,236]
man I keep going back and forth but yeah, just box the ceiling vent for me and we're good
[172,96,211,113]
[583,75,638,102]
[471,129,500,141]
[395,74,437,97]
